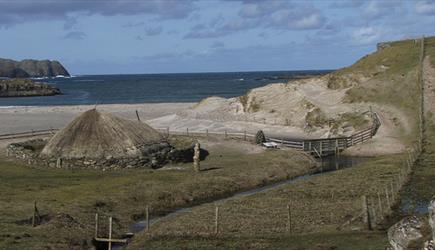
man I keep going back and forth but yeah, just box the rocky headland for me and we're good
[0,58,69,78]
[0,78,61,97]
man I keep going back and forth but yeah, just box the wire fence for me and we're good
[108,142,419,241]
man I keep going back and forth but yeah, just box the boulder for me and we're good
[429,198,435,240]
[388,216,431,250]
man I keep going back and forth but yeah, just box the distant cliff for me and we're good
[0,79,61,97]
[0,58,70,78]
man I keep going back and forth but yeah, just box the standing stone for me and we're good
[56,157,62,168]
[193,142,200,172]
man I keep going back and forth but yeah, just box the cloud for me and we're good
[185,2,325,39]
[270,10,325,30]
[329,0,365,9]
[63,16,77,30]
[351,27,381,45]
[63,31,86,40]
[145,26,163,36]
[361,1,402,20]
[0,0,196,26]
[415,1,435,15]
[210,41,225,49]
[122,21,145,28]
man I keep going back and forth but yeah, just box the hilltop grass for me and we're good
[425,37,435,65]
[0,136,314,250]
[128,153,406,249]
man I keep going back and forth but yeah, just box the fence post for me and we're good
[390,182,395,202]
[287,203,292,234]
[215,206,219,235]
[32,201,38,227]
[108,217,112,250]
[225,130,227,139]
[370,200,377,227]
[95,213,99,238]
[244,130,247,141]
[146,205,150,231]
[377,192,383,216]
[362,195,368,224]
[167,127,169,137]
[206,129,209,137]
[385,186,391,210]
[135,110,141,121]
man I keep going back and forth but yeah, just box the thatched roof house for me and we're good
[40,109,167,160]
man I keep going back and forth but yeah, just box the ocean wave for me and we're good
[73,79,104,82]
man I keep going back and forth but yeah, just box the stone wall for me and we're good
[6,139,203,170]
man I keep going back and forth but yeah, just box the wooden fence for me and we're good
[0,111,381,158]
[0,128,58,140]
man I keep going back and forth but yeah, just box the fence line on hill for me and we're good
[0,128,59,140]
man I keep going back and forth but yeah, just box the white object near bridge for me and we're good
[263,142,279,148]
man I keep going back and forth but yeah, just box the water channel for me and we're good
[107,155,370,250]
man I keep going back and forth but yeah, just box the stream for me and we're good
[110,155,369,249]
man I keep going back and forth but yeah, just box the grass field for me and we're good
[127,153,408,249]
[0,136,314,249]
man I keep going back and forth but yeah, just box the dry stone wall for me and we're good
[7,139,200,170]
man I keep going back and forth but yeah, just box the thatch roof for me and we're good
[40,109,164,159]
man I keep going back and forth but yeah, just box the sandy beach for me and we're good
[0,103,194,134]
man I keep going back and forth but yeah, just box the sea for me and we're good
[0,70,331,107]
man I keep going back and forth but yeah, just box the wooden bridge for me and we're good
[267,111,381,157]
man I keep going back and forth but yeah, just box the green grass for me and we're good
[425,37,435,65]
[341,38,423,146]
[0,137,313,249]
[134,232,388,250]
[128,153,408,249]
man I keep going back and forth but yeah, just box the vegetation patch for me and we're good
[128,154,406,249]
[305,107,328,128]
[0,136,313,249]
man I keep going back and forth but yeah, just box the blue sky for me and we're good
[0,0,434,75]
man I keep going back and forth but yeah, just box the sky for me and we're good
[0,0,434,75]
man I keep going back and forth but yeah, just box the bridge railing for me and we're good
[266,111,382,156]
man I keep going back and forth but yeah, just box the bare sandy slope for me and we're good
[0,103,193,134]
[147,76,411,156]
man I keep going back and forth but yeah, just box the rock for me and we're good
[388,216,431,250]
[429,198,435,240]
[0,79,61,97]
[0,57,69,78]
